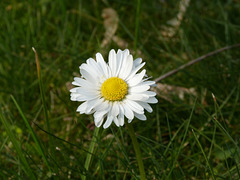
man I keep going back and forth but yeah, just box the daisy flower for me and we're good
[70,49,158,129]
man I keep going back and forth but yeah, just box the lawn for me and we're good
[1,0,240,179]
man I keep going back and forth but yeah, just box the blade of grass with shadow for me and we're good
[192,129,216,180]
[32,47,57,174]
[10,95,52,173]
[165,99,196,179]
[0,113,36,179]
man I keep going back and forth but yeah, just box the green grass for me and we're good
[1,0,240,179]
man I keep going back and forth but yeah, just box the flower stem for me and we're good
[82,127,100,180]
[126,123,146,180]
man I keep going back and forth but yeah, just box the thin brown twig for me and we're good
[155,43,240,83]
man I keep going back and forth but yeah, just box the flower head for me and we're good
[70,49,158,128]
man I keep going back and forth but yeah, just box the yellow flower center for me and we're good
[101,77,128,101]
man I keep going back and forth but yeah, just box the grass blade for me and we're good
[134,0,141,52]
[0,113,36,179]
[82,127,100,180]
[32,47,57,173]
[10,95,52,173]
[192,129,216,180]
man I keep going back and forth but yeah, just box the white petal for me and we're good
[129,85,150,93]
[121,55,133,80]
[125,99,144,114]
[113,117,120,127]
[118,106,125,126]
[85,99,99,114]
[123,102,134,120]
[76,95,96,102]
[146,97,158,104]
[72,77,94,88]
[76,88,98,96]
[76,102,88,113]
[70,87,80,93]
[115,50,124,76]
[134,112,147,121]
[128,119,133,123]
[93,103,110,119]
[103,114,113,129]
[140,80,156,86]
[126,62,145,81]
[108,49,117,76]
[80,63,99,80]
[70,93,81,101]
[94,100,109,111]
[137,101,153,113]
[128,69,146,87]
[118,50,130,79]
[87,58,104,77]
[123,49,130,56]
[94,117,104,127]
[80,68,96,83]
[96,53,109,78]
[126,94,149,101]
[112,102,119,117]
[142,91,156,97]
[133,58,142,67]
[117,49,123,54]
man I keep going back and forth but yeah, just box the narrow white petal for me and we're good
[85,98,99,114]
[94,100,109,111]
[133,58,142,67]
[70,93,81,101]
[134,112,147,121]
[129,85,150,93]
[93,103,110,120]
[137,101,153,113]
[94,117,104,127]
[140,80,156,86]
[112,102,119,117]
[126,94,149,101]
[128,119,133,123]
[115,50,123,76]
[92,98,105,110]
[87,58,104,77]
[70,87,80,93]
[123,49,130,56]
[146,97,158,104]
[76,95,97,102]
[126,62,145,81]
[125,99,144,114]
[113,117,120,127]
[72,77,94,88]
[80,64,99,80]
[76,102,88,113]
[118,114,124,126]
[123,102,134,120]
[96,52,109,78]
[121,55,133,80]
[109,49,117,76]
[103,114,113,129]
[128,69,146,87]
[117,49,123,54]
[118,50,130,79]
[80,69,96,83]
[142,91,156,97]
[94,110,107,119]
[76,87,97,95]
[118,104,125,126]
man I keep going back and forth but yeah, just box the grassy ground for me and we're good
[1,0,240,179]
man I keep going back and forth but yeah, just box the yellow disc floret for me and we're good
[101,77,128,101]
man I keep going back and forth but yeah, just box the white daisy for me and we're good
[70,49,158,129]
